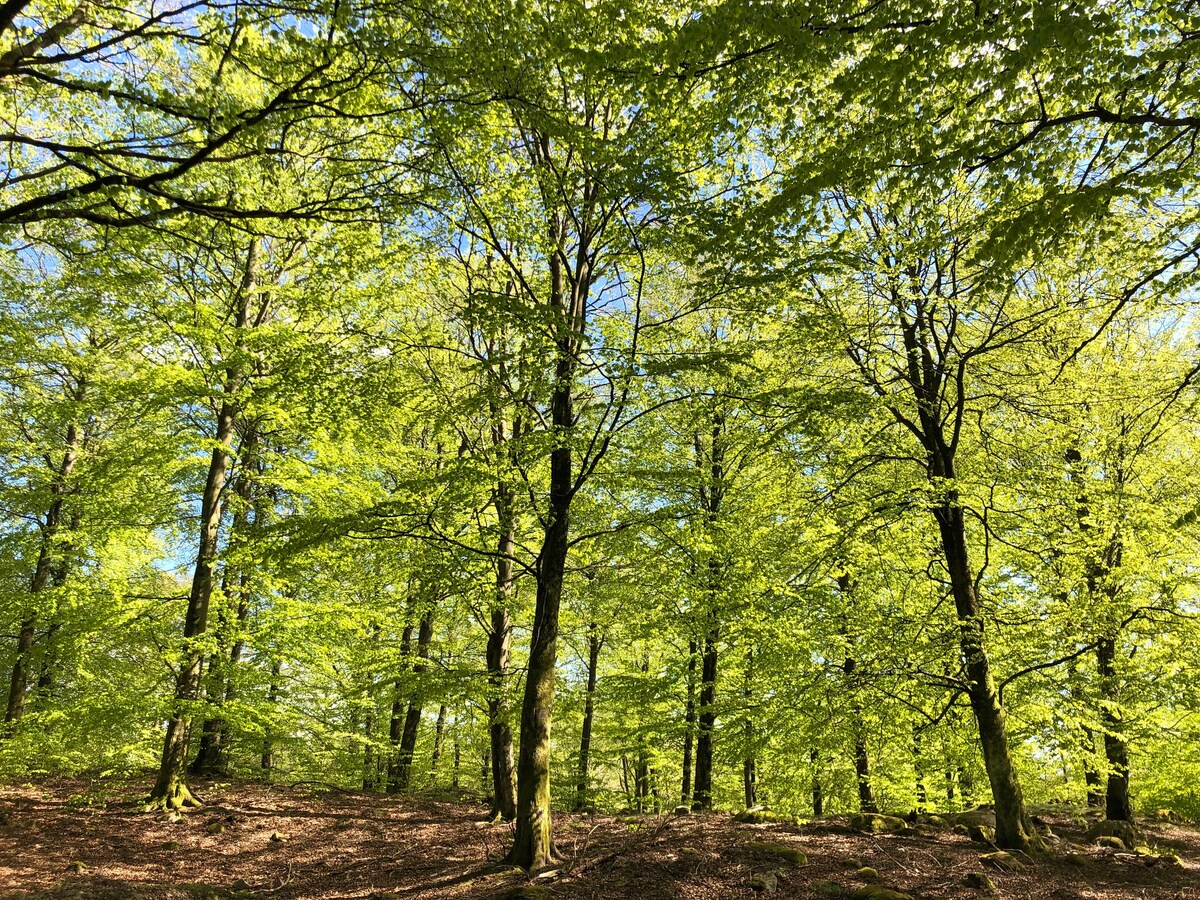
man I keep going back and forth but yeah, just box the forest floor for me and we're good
[0,778,1198,899]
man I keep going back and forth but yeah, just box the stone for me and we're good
[980,851,1023,872]
[750,871,779,892]
[856,866,878,880]
[745,841,808,866]
[269,831,287,842]
[673,805,691,815]
[1084,818,1141,847]
[850,887,913,900]
[812,881,844,897]
[1094,835,1125,850]
[231,879,252,891]
[66,861,86,874]
[923,815,949,827]
[952,824,970,836]
[844,858,862,869]
[160,840,180,850]
[967,824,996,844]
[849,813,908,834]
[205,822,224,835]
[962,872,996,892]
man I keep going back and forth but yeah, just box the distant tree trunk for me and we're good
[837,574,877,814]
[261,660,280,775]
[149,240,260,810]
[1082,726,1104,808]
[693,627,719,811]
[394,609,434,792]
[1096,636,1132,820]
[6,419,82,723]
[431,704,448,777]
[681,638,697,806]
[810,748,823,817]
[575,626,601,811]
[452,715,461,789]
[691,411,725,813]
[362,701,378,791]
[742,648,756,809]
[913,728,928,811]
[487,482,518,821]
[386,624,414,792]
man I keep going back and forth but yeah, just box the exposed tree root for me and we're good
[143,780,202,813]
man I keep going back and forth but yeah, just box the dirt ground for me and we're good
[1,778,1197,899]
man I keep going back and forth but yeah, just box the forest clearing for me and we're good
[5,0,1200,897]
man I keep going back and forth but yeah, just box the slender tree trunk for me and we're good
[692,627,718,810]
[742,648,756,809]
[487,484,518,820]
[506,214,583,869]
[810,748,823,817]
[387,623,414,793]
[574,626,601,811]
[431,704,448,777]
[261,660,280,775]
[1082,726,1104,808]
[363,701,378,791]
[192,441,258,777]
[6,421,81,723]
[394,610,434,792]
[149,240,259,810]
[913,728,927,811]
[1096,636,1132,820]
[681,638,697,806]
[935,500,1040,851]
[452,715,461,789]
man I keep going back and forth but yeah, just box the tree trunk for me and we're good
[487,483,518,820]
[191,440,258,777]
[681,638,697,806]
[431,704,448,777]
[6,420,82,723]
[1096,636,1132,820]
[1082,726,1104,808]
[505,211,582,870]
[742,648,756,809]
[387,623,414,793]
[362,701,378,791]
[810,748,823,817]
[574,626,601,812]
[692,627,719,810]
[935,500,1040,851]
[149,239,259,810]
[393,610,434,792]
[261,659,280,775]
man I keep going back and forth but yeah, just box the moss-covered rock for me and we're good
[850,887,913,900]
[1085,819,1141,847]
[856,867,878,881]
[922,815,949,828]
[980,851,1023,872]
[967,824,996,844]
[745,841,808,865]
[735,808,793,824]
[962,872,996,892]
[849,813,908,834]
[1094,835,1125,850]
[750,871,779,892]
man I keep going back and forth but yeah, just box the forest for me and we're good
[2,1,1200,898]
